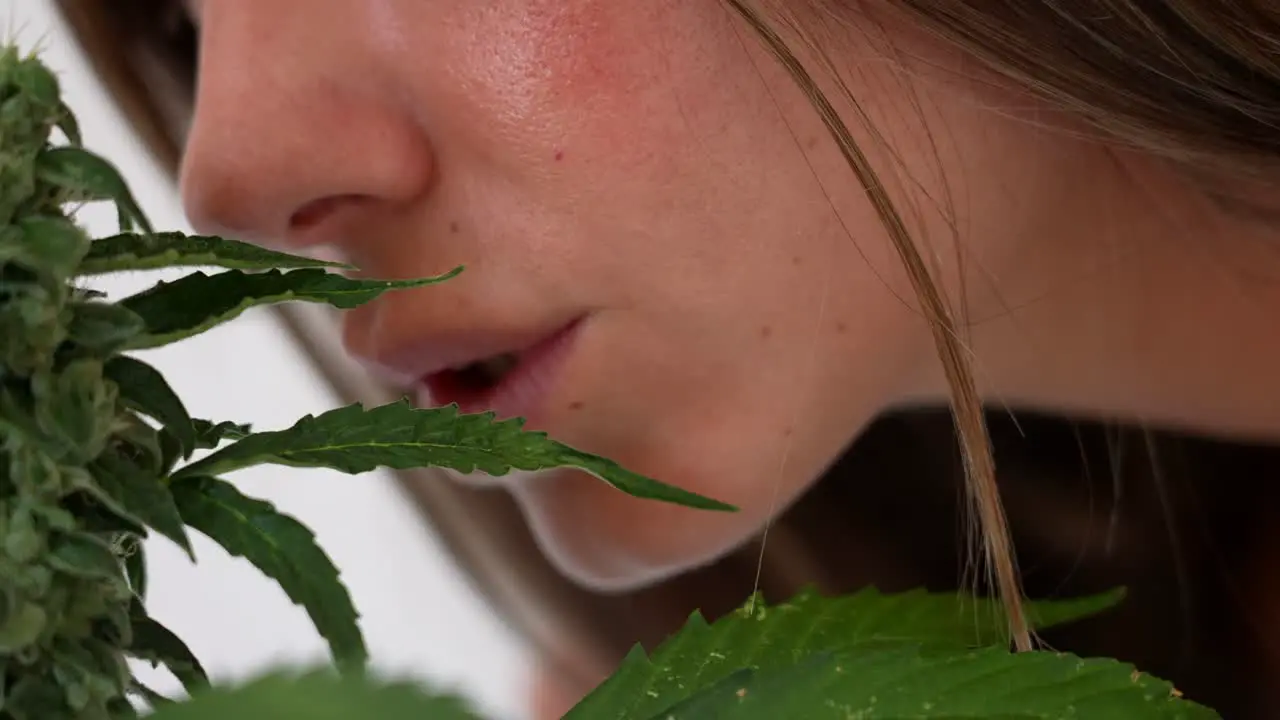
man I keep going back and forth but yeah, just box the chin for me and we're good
[509,468,762,594]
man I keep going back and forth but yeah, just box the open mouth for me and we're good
[423,352,520,408]
[408,317,584,419]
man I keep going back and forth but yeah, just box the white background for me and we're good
[2,2,529,717]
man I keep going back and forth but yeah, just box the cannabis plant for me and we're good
[0,44,722,718]
[0,43,1221,719]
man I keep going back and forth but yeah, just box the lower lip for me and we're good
[417,319,583,423]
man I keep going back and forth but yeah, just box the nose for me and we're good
[178,3,433,250]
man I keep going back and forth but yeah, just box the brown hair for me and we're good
[720,1,1280,715]
[57,1,1280,716]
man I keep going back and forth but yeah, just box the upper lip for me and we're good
[359,321,578,388]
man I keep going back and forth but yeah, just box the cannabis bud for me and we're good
[0,44,157,720]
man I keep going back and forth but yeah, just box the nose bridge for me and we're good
[178,5,433,247]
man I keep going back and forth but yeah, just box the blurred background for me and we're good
[1,2,529,717]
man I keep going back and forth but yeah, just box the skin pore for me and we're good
[179,0,1280,619]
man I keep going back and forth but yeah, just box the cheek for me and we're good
[515,0,642,99]
[447,0,726,157]
[506,0,705,102]
[450,1,641,120]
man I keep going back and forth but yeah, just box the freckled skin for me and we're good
[182,0,1251,596]
[182,0,939,592]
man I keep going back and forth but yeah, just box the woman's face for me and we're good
[179,0,1073,589]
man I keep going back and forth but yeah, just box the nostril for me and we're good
[288,194,365,233]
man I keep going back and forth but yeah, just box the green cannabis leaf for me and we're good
[144,670,484,720]
[66,299,147,354]
[34,146,152,233]
[126,602,210,695]
[92,447,195,559]
[659,645,1214,719]
[173,399,736,511]
[170,476,367,671]
[191,419,253,449]
[78,232,352,275]
[119,267,463,350]
[567,587,1125,720]
[105,355,198,457]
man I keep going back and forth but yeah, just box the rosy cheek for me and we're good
[523,0,644,99]
[459,0,668,125]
